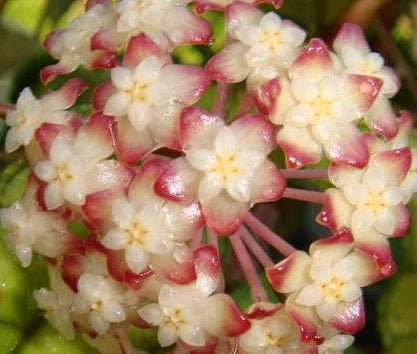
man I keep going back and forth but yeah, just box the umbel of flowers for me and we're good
[0,0,415,353]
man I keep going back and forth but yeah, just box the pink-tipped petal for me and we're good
[205,43,250,83]
[392,203,411,237]
[154,157,199,202]
[201,193,248,235]
[149,248,196,285]
[116,116,155,165]
[91,28,124,52]
[43,29,65,57]
[310,228,354,261]
[342,74,382,115]
[316,189,352,231]
[87,160,134,193]
[266,251,311,293]
[255,78,280,115]
[371,147,412,185]
[164,6,212,46]
[92,82,116,111]
[40,64,77,84]
[155,65,211,106]
[354,240,397,279]
[328,298,365,334]
[276,125,322,168]
[62,253,85,292]
[245,301,282,320]
[90,51,118,70]
[250,159,286,203]
[35,123,71,156]
[82,189,125,230]
[42,78,88,111]
[193,245,221,296]
[392,110,414,147]
[179,106,223,150]
[333,23,370,55]
[226,1,263,38]
[202,293,251,337]
[366,96,398,138]
[231,114,276,153]
[291,39,333,82]
[123,33,163,69]
[285,293,319,342]
[320,121,369,168]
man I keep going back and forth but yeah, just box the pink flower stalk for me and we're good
[0,1,416,353]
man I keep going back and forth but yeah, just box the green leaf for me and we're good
[378,272,417,348]
[0,321,24,353]
[17,323,99,354]
[128,325,161,352]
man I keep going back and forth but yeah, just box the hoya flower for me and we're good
[320,147,411,238]
[34,265,76,339]
[72,272,127,334]
[0,177,81,267]
[115,0,212,51]
[207,2,305,86]
[41,0,118,83]
[33,113,132,210]
[84,157,202,284]
[268,39,382,168]
[333,23,400,138]
[266,229,387,339]
[138,246,250,348]
[155,107,285,235]
[238,302,302,354]
[4,79,86,153]
[97,37,210,164]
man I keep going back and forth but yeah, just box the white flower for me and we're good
[186,126,265,202]
[101,198,174,274]
[72,273,126,335]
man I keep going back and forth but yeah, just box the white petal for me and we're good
[186,149,217,171]
[374,207,395,234]
[125,243,148,274]
[111,67,134,91]
[89,311,110,335]
[44,182,65,210]
[101,300,126,323]
[138,304,164,326]
[198,173,222,200]
[316,302,338,322]
[296,284,323,306]
[33,161,56,182]
[103,92,131,116]
[178,323,205,347]
[158,324,177,347]
[134,56,163,85]
[214,127,237,156]
[127,101,152,132]
[341,283,362,302]
[102,228,129,250]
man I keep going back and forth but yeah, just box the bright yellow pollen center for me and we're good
[321,277,345,302]
[165,307,185,327]
[57,164,73,182]
[127,220,149,245]
[209,153,240,183]
[365,192,385,211]
[129,83,148,102]
[310,96,334,119]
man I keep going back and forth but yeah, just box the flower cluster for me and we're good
[0,0,416,353]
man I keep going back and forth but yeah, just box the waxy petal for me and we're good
[163,6,212,47]
[179,106,223,151]
[202,293,250,337]
[201,192,248,235]
[154,157,199,202]
[123,33,163,69]
[333,23,370,56]
[266,251,311,293]
[193,245,221,297]
[317,188,352,231]
[226,1,263,39]
[276,125,322,168]
[366,96,398,138]
[328,298,365,334]
[291,38,333,83]
[205,43,250,83]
